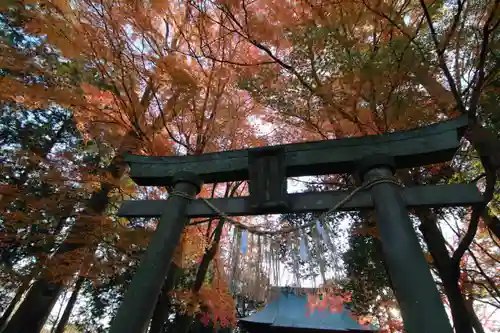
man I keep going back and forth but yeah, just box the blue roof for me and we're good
[239,289,378,332]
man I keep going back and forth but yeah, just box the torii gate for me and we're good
[109,115,482,333]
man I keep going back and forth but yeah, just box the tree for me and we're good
[0,7,108,330]
[181,0,499,332]
[1,0,498,332]
[2,1,266,332]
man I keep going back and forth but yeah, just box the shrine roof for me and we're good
[239,288,379,332]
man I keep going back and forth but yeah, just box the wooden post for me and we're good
[109,172,202,333]
[357,155,453,333]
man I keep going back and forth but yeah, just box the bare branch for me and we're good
[419,0,467,114]
[468,0,500,116]
[452,169,497,266]
[468,249,500,299]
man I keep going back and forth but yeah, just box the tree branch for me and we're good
[467,249,500,299]
[419,0,467,114]
[452,169,497,266]
[468,0,499,117]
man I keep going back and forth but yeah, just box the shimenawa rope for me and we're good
[169,177,402,236]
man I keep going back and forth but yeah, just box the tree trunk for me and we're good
[1,277,64,333]
[2,146,131,333]
[174,220,226,333]
[470,310,486,333]
[149,264,180,333]
[464,297,485,333]
[0,279,32,330]
[482,212,500,240]
[170,314,193,333]
[417,210,475,333]
[54,276,85,333]
[374,237,396,292]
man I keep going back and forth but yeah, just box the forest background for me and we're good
[0,0,499,332]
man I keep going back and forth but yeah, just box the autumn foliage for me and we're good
[0,0,499,332]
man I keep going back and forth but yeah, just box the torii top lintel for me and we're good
[125,116,468,187]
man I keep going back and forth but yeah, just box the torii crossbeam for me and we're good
[109,115,482,333]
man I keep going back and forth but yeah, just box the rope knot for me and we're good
[169,190,194,200]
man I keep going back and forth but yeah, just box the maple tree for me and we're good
[0,8,110,330]
[1,0,265,332]
[182,0,499,332]
[0,0,498,332]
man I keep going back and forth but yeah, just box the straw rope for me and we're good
[170,176,402,236]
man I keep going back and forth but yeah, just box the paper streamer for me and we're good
[270,240,278,286]
[316,219,343,282]
[264,236,271,299]
[241,230,248,254]
[316,219,337,253]
[255,235,262,298]
[229,227,237,263]
[229,228,241,293]
[299,231,309,261]
[291,235,301,287]
[315,219,328,241]
[312,227,327,284]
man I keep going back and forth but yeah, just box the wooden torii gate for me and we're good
[109,115,483,333]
